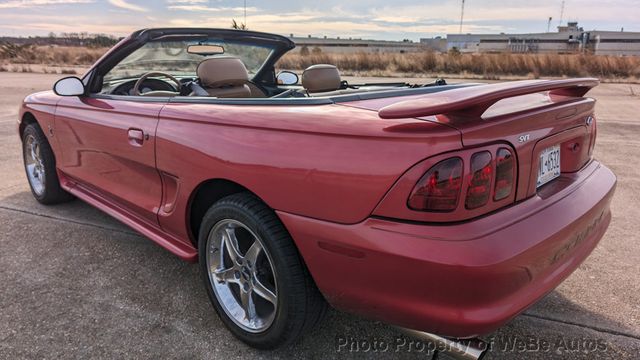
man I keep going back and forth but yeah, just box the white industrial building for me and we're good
[587,31,640,56]
[289,35,421,53]
[443,22,640,56]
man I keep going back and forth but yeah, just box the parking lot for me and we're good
[0,72,639,359]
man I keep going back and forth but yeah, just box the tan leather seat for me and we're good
[196,56,251,98]
[301,64,342,94]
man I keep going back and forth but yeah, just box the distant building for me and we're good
[420,36,447,52]
[445,22,640,56]
[288,35,422,53]
[586,31,640,56]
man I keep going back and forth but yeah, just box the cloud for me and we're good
[166,0,207,3]
[167,5,258,13]
[166,10,507,40]
[4,21,139,34]
[1,0,639,39]
[108,0,147,12]
[0,0,93,9]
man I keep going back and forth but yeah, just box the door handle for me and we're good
[127,128,145,146]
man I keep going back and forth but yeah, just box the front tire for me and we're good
[22,123,74,205]
[198,193,326,349]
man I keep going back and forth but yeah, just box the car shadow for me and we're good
[1,190,636,359]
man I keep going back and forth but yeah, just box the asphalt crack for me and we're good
[522,313,640,341]
[0,204,143,238]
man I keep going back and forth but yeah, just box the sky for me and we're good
[0,0,638,41]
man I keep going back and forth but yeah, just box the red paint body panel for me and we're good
[19,91,59,150]
[280,161,615,337]
[154,102,461,243]
[54,96,163,226]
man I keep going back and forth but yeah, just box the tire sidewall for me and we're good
[22,124,52,202]
[198,197,297,348]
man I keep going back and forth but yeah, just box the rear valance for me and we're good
[378,78,599,119]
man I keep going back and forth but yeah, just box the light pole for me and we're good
[459,0,465,34]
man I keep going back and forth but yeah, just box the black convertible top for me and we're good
[132,28,295,51]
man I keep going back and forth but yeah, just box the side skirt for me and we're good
[58,170,198,262]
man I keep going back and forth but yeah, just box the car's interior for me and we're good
[101,58,431,100]
[95,32,446,100]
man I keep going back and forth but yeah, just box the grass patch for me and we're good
[1,43,107,66]
[278,52,640,80]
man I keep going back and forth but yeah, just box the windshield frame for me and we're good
[86,28,295,94]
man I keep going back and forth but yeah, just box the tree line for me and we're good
[0,32,121,48]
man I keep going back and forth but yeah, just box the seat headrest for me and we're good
[197,56,249,88]
[302,64,341,93]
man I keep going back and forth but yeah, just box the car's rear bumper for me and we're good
[278,160,616,338]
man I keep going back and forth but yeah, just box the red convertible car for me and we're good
[18,28,615,359]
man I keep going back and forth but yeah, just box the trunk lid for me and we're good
[343,79,598,201]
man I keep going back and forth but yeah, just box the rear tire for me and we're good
[22,123,74,204]
[198,193,327,349]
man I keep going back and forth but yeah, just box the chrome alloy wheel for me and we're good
[24,134,46,196]
[206,219,278,333]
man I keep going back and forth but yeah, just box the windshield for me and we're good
[104,39,273,82]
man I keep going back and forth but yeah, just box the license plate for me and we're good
[537,145,561,188]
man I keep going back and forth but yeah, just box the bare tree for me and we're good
[231,19,248,30]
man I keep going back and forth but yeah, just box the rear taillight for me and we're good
[465,151,492,209]
[406,145,517,217]
[408,158,462,212]
[494,148,514,200]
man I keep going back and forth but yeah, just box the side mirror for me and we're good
[276,71,299,85]
[53,76,85,96]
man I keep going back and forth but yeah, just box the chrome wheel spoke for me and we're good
[252,277,277,305]
[213,267,239,284]
[244,241,262,266]
[223,227,243,264]
[240,288,257,322]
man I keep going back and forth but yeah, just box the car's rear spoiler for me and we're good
[378,78,599,119]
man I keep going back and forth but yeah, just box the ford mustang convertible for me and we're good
[18,28,616,359]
